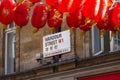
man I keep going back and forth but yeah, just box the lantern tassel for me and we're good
[53,11,61,19]
[85,18,91,24]
[115,26,119,31]
[18,0,25,3]
[81,18,91,27]
[70,27,75,35]
[89,25,93,28]
[111,31,117,38]
[100,29,105,37]
[47,5,52,11]
[32,28,39,33]
[65,12,70,16]
[29,2,34,7]
[16,26,21,32]
[91,20,97,26]
[2,24,7,29]
[80,31,85,37]
[50,27,55,34]
[110,31,117,41]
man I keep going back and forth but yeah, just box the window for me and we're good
[92,26,110,56]
[110,31,120,52]
[92,26,104,55]
[5,23,16,74]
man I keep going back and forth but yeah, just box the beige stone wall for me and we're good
[17,18,91,71]
[0,28,3,75]
[18,23,77,71]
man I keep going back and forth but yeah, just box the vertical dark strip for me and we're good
[14,32,16,72]
[2,29,5,75]
[18,31,21,72]
[89,31,92,57]
[53,27,61,72]
[104,30,110,53]
[73,29,78,67]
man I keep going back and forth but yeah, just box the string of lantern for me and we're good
[0,0,120,37]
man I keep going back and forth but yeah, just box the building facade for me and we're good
[0,0,120,80]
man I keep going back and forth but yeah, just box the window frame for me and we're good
[5,24,16,74]
[91,26,104,56]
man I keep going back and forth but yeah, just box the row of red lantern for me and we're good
[30,0,120,35]
[32,0,120,36]
[0,0,63,33]
[0,0,62,33]
[1,0,120,37]
[46,0,120,36]
[0,0,40,30]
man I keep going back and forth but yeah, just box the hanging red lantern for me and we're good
[107,10,116,32]
[31,3,48,33]
[97,9,109,36]
[1,0,16,29]
[81,0,100,28]
[108,0,119,37]
[79,16,92,36]
[47,8,63,33]
[14,0,30,32]
[80,23,91,34]
[96,0,115,37]
[66,8,82,34]
[112,3,120,27]
[56,0,74,13]
[97,9,116,37]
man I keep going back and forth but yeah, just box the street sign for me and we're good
[43,30,71,57]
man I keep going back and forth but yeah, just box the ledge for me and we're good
[0,50,120,79]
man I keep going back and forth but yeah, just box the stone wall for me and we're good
[17,21,90,71]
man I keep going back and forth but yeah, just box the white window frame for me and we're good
[5,24,16,74]
[110,31,120,52]
[91,26,104,56]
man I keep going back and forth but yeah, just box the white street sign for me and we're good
[43,30,71,58]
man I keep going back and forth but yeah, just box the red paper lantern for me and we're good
[47,8,63,33]
[14,1,30,31]
[78,13,92,36]
[96,0,116,36]
[79,16,92,32]
[80,23,91,32]
[107,10,116,32]
[56,0,74,13]
[1,0,16,29]
[31,3,48,33]
[112,3,120,26]
[66,8,82,34]
[80,0,100,32]
[97,9,116,36]
[97,9,109,36]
